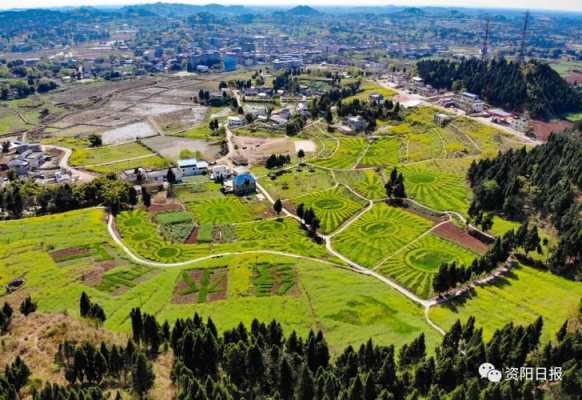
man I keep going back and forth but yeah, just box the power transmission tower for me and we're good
[481,17,491,61]
[517,11,530,64]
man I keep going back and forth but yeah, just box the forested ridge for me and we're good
[467,127,582,280]
[1,301,582,400]
[416,58,582,119]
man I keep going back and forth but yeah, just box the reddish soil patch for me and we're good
[565,71,582,86]
[184,226,199,244]
[148,202,185,214]
[531,119,573,141]
[80,260,117,287]
[433,222,489,254]
[50,247,91,263]
[172,268,227,304]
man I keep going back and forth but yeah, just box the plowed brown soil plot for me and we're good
[49,247,91,262]
[433,222,489,254]
[172,268,227,304]
[148,202,185,214]
[80,260,118,287]
[184,226,199,244]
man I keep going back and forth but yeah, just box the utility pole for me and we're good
[481,17,491,61]
[517,11,530,65]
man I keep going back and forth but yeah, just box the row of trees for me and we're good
[79,292,106,324]
[467,130,582,279]
[265,153,292,169]
[308,81,362,118]
[384,167,407,202]
[0,175,133,218]
[433,221,542,294]
[296,203,321,238]
[337,98,401,132]
[2,302,582,399]
[416,58,582,118]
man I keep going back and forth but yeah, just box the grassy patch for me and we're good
[334,170,385,200]
[70,142,153,167]
[260,166,336,200]
[154,211,192,225]
[429,264,582,342]
[360,137,401,167]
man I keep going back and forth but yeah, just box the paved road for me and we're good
[42,144,99,182]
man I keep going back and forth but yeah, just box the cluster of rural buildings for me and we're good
[0,141,73,187]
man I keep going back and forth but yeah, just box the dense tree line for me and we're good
[296,203,321,239]
[416,58,582,118]
[79,292,106,324]
[308,81,362,118]
[2,304,582,399]
[0,175,132,218]
[265,154,292,169]
[432,223,540,293]
[467,129,582,279]
[385,167,407,203]
[0,302,12,334]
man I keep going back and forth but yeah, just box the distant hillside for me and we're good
[416,58,582,119]
[287,5,322,16]
[119,2,249,17]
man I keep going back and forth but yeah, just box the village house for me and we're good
[177,159,209,177]
[346,116,367,132]
[454,92,485,114]
[433,113,452,127]
[368,93,384,104]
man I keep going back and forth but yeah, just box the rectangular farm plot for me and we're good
[398,164,470,214]
[375,233,478,299]
[333,203,433,269]
[334,170,386,200]
[96,265,157,295]
[173,268,228,304]
[70,142,153,167]
[291,186,367,234]
[313,137,367,169]
[252,263,297,297]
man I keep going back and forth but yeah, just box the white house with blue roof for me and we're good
[177,159,209,177]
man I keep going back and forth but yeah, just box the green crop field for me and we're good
[154,211,192,225]
[334,170,386,200]
[116,210,329,262]
[88,155,171,174]
[292,186,367,234]
[376,233,478,299]
[186,197,259,224]
[344,81,397,102]
[312,137,367,169]
[70,142,153,167]
[259,167,336,200]
[429,264,582,342]
[398,163,471,214]
[0,210,443,352]
[333,204,433,268]
[360,137,401,166]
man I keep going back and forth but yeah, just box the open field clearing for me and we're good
[116,210,328,262]
[89,155,171,174]
[142,136,222,161]
[376,233,478,299]
[175,179,225,202]
[451,117,524,155]
[70,142,153,166]
[334,170,386,200]
[333,204,433,268]
[312,137,367,169]
[429,265,582,342]
[101,122,157,144]
[359,136,401,166]
[291,186,367,234]
[259,167,336,200]
[0,209,440,352]
[398,163,471,214]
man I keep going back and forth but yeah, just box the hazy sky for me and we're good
[1,0,581,12]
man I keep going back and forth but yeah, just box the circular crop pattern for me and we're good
[157,247,180,258]
[405,248,457,272]
[399,165,469,213]
[188,197,254,225]
[314,198,345,210]
[132,232,151,241]
[297,187,366,234]
[255,220,287,233]
[359,221,399,237]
